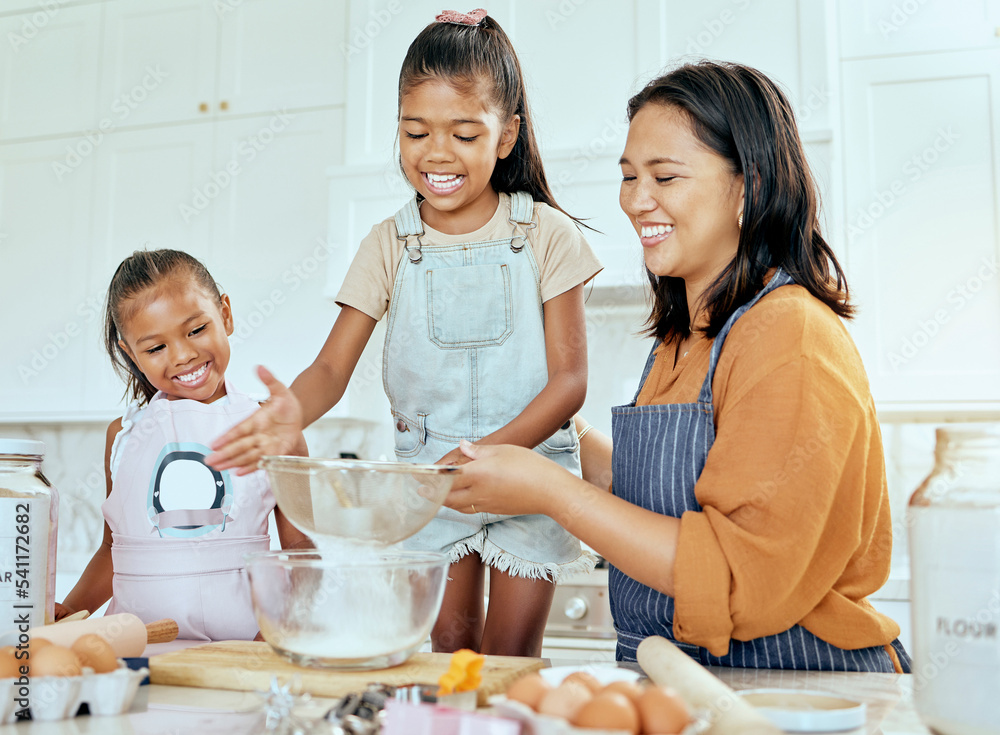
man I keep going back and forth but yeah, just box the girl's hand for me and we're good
[207,366,304,475]
[446,440,564,517]
[54,602,76,621]
[435,446,472,467]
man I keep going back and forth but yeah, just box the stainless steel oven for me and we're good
[541,557,618,663]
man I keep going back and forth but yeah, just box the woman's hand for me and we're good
[446,440,567,517]
[54,602,76,621]
[435,446,472,467]
[207,366,304,475]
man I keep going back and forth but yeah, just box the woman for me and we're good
[448,61,912,672]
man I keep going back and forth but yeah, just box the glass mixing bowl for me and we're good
[259,457,459,546]
[246,549,449,670]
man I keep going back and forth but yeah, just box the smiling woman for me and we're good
[447,61,913,674]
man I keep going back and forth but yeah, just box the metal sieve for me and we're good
[259,456,459,546]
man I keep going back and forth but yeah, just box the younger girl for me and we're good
[57,249,309,641]
[210,10,602,656]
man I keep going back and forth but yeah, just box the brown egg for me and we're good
[601,679,645,703]
[572,691,640,734]
[505,671,552,710]
[637,684,691,734]
[29,637,53,652]
[0,646,22,678]
[537,679,593,721]
[29,645,82,677]
[563,670,602,693]
[71,634,118,673]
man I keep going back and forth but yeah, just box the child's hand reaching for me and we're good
[436,445,474,467]
[207,366,304,475]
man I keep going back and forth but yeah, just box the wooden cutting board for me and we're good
[149,641,544,705]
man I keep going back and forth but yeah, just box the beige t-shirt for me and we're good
[335,192,603,320]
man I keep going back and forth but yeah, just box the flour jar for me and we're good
[909,424,1000,735]
[0,439,59,630]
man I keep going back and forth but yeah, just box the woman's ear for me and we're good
[498,114,521,160]
[220,294,234,336]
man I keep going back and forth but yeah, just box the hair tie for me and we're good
[435,8,487,26]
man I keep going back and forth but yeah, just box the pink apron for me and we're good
[103,380,273,641]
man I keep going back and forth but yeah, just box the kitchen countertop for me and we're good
[1,649,934,734]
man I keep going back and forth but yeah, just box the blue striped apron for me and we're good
[609,269,911,672]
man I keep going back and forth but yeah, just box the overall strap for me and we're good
[630,339,662,404]
[697,268,795,404]
[509,191,534,224]
[393,197,425,263]
[507,191,537,253]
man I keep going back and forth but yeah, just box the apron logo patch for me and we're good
[147,442,233,538]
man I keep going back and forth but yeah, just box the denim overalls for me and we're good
[610,269,911,671]
[387,192,594,581]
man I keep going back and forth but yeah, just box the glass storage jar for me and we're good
[909,424,1000,735]
[0,439,59,630]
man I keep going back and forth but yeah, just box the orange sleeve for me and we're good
[671,293,894,655]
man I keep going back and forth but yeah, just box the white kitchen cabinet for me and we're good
[100,0,347,129]
[98,0,219,129]
[80,124,217,411]
[839,49,1000,407]
[209,109,345,397]
[0,135,96,417]
[0,2,103,141]
[837,0,1000,59]
[216,0,348,116]
[0,0,100,13]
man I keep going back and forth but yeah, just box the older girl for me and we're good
[209,10,601,657]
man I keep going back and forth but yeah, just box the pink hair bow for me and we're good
[435,8,488,26]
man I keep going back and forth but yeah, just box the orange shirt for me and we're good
[635,284,903,669]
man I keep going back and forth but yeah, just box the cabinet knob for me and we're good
[220,100,229,111]
[198,102,209,113]
[564,597,589,621]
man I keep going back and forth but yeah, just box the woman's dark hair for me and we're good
[627,61,853,342]
[398,15,583,225]
[104,249,222,406]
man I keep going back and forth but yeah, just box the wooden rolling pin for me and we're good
[28,613,178,657]
[636,636,780,735]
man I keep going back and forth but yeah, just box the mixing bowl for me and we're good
[260,457,459,546]
[245,549,449,669]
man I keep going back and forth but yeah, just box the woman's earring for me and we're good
[738,212,743,229]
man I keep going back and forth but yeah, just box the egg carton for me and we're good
[0,661,147,723]
[490,697,709,735]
